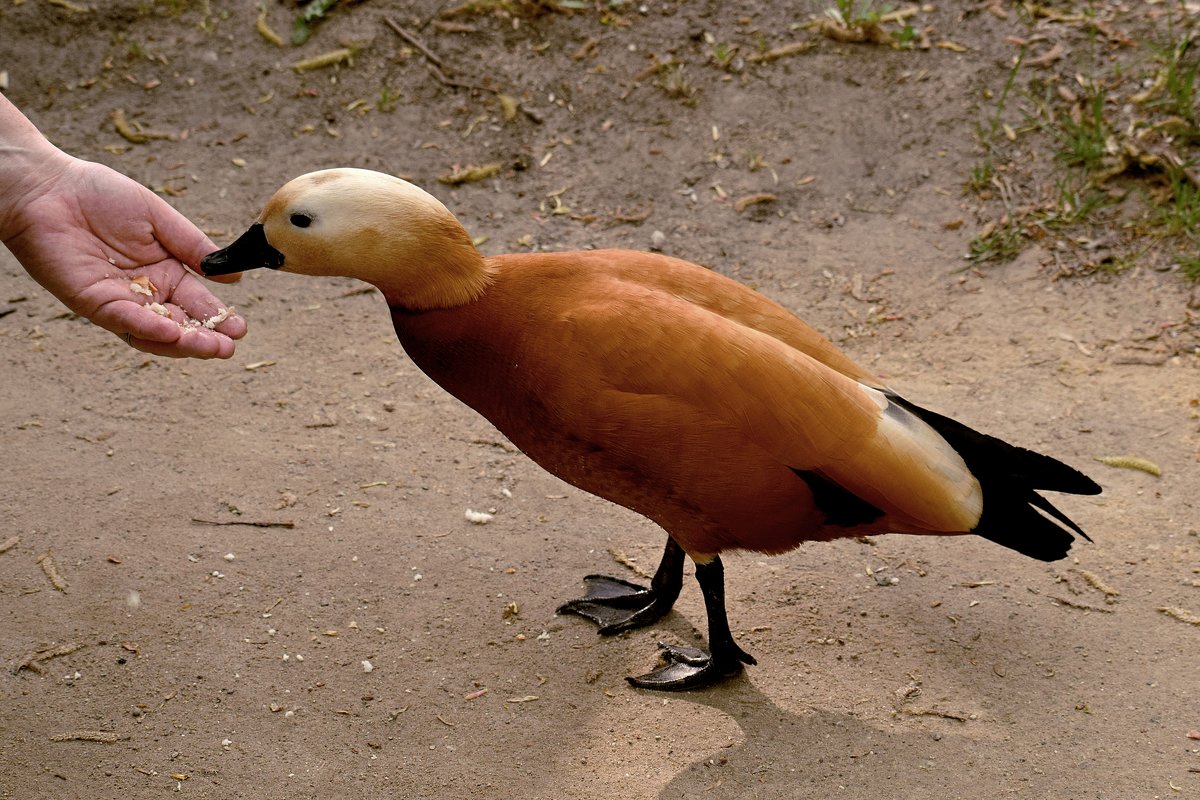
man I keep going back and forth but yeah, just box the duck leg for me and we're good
[557,537,685,634]
[627,556,757,691]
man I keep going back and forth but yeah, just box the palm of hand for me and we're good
[7,160,246,358]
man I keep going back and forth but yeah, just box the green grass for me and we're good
[966,160,996,194]
[1153,36,1200,146]
[1164,48,1198,125]
[1179,254,1200,280]
[710,42,737,70]
[827,0,887,26]
[657,64,698,105]
[965,7,1200,281]
[1055,91,1111,172]
[968,218,1024,262]
[1157,168,1200,236]
[969,49,1026,197]
[1151,4,1199,125]
[377,84,401,113]
[1046,176,1113,227]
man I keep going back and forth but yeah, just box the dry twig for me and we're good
[1050,596,1114,613]
[1158,607,1200,626]
[36,552,68,592]
[190,518,295,529]
[607,547,652,578]
[14,642,86,675]
[383,16,445,67]
[49,730,121,743]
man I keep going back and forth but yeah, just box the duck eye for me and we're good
[290,213,313,228]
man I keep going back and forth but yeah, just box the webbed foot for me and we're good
[557,574,675,634]
[626,641,755,690]
[557,538,686,635]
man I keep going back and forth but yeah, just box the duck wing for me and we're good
[550,271,983,534]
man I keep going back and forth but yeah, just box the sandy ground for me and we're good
[1,2,1197,798]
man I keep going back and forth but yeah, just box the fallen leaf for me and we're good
[292,48,354,73]
[1158,607,1200,626]
[747,41,817,63]
[438,163,502,186]
[733,192,777,212]
[1094,456,1161,476]
[497,94,518,122]
[256,7,285,47]
[1028,42,1065,68]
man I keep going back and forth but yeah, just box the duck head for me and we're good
[201,168,492,309]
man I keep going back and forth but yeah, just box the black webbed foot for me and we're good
[626,641,755,691]
[558,537,684,634]
[556,574,674,634]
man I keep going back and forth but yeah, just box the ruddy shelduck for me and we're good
[202,168,1101,690]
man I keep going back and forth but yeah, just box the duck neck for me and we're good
[373,219,496,312]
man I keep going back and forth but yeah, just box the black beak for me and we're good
[200,223,285,276]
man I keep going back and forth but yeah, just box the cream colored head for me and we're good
[202,168,492,310]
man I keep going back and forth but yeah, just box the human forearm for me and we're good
[0,94,73,242]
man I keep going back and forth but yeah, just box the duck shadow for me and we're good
[651,676,1014,800]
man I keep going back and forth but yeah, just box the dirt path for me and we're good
[1,2,1197,798]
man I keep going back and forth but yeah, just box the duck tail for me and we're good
[886,393,1102,562]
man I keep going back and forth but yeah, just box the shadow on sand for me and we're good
[653,676,1017,800]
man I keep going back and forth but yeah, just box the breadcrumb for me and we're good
[129,277,156,297]
[203,306,234,330]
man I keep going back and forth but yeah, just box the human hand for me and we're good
[2,157,247,358]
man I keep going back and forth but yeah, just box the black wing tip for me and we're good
[972,487,1095,561]
[1010,444,1103,497]
[892,396,1101,499]
[885,392,1099,560]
